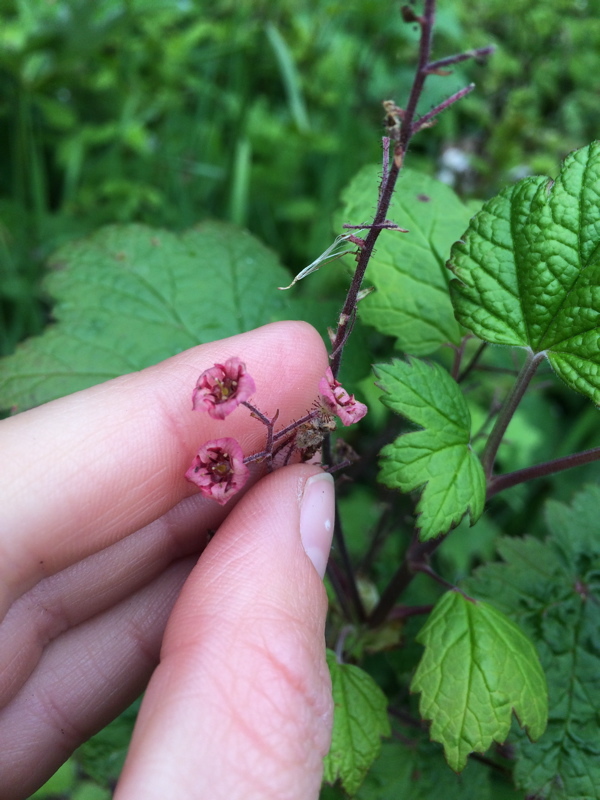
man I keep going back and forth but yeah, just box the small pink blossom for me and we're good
[192,357,256,419]
[319,367,368,426]
[185,437,249,505]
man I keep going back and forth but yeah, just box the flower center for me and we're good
[216,378,237,401]
[211,455,232,480]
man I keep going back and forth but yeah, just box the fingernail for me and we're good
[299,472,335,579]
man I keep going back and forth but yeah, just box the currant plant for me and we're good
[1,1,600,799]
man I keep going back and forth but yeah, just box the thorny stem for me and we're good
[480,350,545,478]
[426,45,495,72]
[320,0,492,628]
[242,401,278,471]
[272,409,319,441]
[242,407,322,467]
[329,0,488,380]
[411,83,475,133]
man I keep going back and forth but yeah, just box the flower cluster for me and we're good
[185,357,368,505]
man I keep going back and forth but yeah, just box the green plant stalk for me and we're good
[480,349,545,479]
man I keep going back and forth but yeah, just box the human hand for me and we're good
[0,321,335,800]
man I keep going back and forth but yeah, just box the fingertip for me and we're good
[118,463,335,799]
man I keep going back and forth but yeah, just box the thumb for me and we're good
[115,464,335,800]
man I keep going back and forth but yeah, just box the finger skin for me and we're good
[0,558,195,800]
[0,321,328,614]
[0,494,210,709]
[115,464,334,800]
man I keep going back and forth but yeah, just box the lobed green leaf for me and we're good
[411,591,548,773]
[376,357,485,540]
[464,484,600,799]
[0,222,297,411]
[449,142,600,404]
[323,650,391,796]
[353,738,494,800]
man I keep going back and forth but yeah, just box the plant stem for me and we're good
[323,0,494,628]
[480,349,545,479]
[450,337,469,380]
[326,560,355,621]
[368,534,445,627]
[331,506,366,623]
[411,83,475,133]
[426,45,495,72]
[457,340,487,382]
[329,0,486,380]
[329,0,436,379]
[321,432,366,623]
[487,445,600,499]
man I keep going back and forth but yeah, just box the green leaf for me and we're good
[449,142,600,404]
[354,738,494,800]
[0,222,295,411]
[375,357,485,540]
[29,759,76,797]
[464,485,600,800]
[411,590,548,773]
[323,649,391,796]
[76,699,140,786]
[337,166,476,355]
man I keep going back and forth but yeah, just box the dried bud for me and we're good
[185,438,249,505]
[192,357,256,419]
[295,411,337,461]
[319,368,368,426]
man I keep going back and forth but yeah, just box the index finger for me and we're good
[0,321,328,609]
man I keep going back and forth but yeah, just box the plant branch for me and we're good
[480,349,545,478]
[457,340,487,382]
[487,445,600,499]
[368,533,447,627]
[411,83,475,134]
[426,45,495,72]
[330,0,438,379]
[450,336,470,380]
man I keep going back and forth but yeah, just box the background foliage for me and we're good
[2,0,600,798]
[3,0,600,357]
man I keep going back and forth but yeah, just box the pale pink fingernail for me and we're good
[299,472,335,579]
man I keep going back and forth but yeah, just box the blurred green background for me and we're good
[2,0,600,358]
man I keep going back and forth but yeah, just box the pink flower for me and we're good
[319,367,368,426]
[192,357,256,419]
[185,437,249,505]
